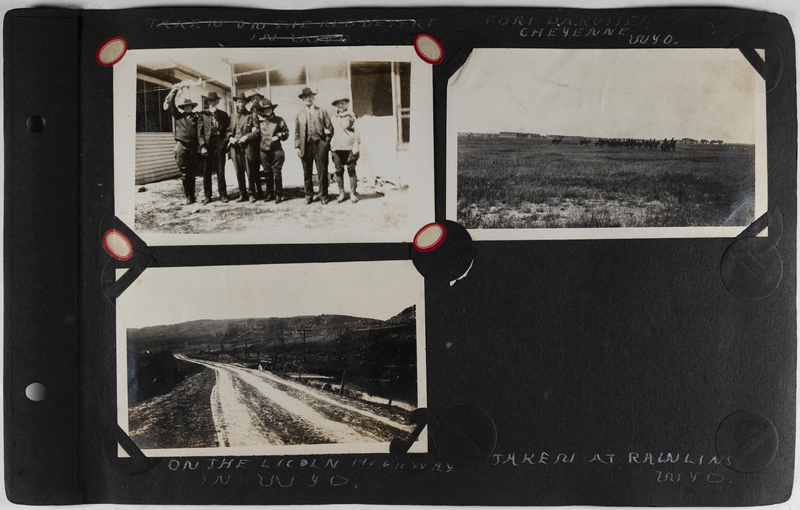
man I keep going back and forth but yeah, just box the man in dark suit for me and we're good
[294,87,333,204]
[163,86,202,205]
[197,91,230,204]
[228,92,257,203]
[245,92,264,200]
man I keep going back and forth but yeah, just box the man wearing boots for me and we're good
[330,98,360,203]
[245,92,265,200]
[228,92,257,203]
[163,86,202,205]
[197,91,230,204]
[294,87,333,204]
[255,99,290,203]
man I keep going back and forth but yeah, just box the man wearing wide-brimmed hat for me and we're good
[196,91,230,204]
[245,91,266,199]
[228,91,258,202]
[254,99,290,203]
[294,87,333,204]
[163,85,202,205]
[330,97,361,203]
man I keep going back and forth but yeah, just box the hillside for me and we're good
[127,306,416,356]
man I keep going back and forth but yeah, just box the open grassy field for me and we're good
[457,135,756,229]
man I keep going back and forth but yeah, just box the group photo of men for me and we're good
[164,82,360,207]
[124,49,432,242]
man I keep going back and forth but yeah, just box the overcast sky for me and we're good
[449,48,763,143]
[118,261,423,328]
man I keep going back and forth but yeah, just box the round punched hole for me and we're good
[96,36,128,66]
[414,33,444,64]
[25,382,47,402]
[414,222,446,252]
[103,230,133,261]
[25,115,45,133]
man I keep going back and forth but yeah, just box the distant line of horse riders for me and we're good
[550,137,679,151]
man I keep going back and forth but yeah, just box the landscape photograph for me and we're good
[448,48,766,235]
[116,261,425,456]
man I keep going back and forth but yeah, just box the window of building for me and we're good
[349,62,393,117]
[395,62,411,146]
[135,78,173,133]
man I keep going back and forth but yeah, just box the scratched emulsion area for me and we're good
[146,16,438,44]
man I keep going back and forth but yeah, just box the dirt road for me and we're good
[175,355,412,447]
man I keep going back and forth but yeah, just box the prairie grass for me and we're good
[457,136,755,229]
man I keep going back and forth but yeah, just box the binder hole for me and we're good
[25,382,46,402]
[25,115,45,133]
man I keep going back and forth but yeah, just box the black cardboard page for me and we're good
[3,4,797,507]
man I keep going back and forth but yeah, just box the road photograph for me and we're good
[116,261,426,456]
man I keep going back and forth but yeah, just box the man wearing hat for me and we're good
[254,99,290,203]
[227,91,257,202]
[294,87,334,204]
[163,85,203,205]
[196,91,230,204]
[245,92,265,199]
[329,97,360,203]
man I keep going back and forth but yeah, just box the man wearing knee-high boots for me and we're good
[163,86,202,205]
[255,99,290,203]
[330,98,360,203]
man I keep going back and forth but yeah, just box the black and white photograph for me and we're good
[114,47,434,245]
[116,261,426,457]
[447,48,767,240]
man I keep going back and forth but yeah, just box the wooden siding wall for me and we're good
[135,133,178,185]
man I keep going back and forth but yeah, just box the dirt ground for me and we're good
[135,164,409,236]
[129,370,217,450]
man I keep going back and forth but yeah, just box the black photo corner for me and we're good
[3,0,799,507]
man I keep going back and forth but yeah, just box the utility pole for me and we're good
[296,326,309,365]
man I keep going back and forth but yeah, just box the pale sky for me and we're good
[449,48,763,143]
[117,261,423,328]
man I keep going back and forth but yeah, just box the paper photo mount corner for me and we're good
[100,216,157,302]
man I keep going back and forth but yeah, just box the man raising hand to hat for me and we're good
[163,84,203,205]
[294,87,333,204]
